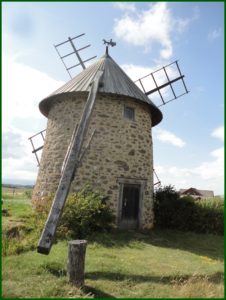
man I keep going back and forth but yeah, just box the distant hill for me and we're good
[2,183,34,189]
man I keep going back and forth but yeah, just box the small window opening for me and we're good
[124,106,135,121]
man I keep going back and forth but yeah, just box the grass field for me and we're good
[2,190,224,298]
[2,186,33,229]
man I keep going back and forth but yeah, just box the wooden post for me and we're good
[67,240,87,287]
[37,70,103,255]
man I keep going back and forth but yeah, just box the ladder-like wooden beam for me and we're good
[37,70,104,255]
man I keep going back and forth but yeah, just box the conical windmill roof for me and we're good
[39,53,162,126]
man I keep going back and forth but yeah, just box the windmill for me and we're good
[29,34,189,255]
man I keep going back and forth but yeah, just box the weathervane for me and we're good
[103,38,116,55]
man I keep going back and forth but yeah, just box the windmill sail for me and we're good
[54,33,97,79]
[134,61,189,107]
[153,169,161,187]
[28,129,46,166]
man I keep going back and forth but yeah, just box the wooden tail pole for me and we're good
[37,70,104,255]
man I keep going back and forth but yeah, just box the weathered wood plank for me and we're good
[37,70,103,255]
[67,240,87,287]
[61,124,78,175]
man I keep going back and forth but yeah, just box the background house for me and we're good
[179,187,214,199]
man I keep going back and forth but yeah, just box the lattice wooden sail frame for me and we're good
[134,60,189,107]
[28,129,46,166]
[54,33,97,78]
[153,169,161,187]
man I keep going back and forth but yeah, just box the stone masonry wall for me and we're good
[32,92,154,229]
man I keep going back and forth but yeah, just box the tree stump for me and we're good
[67,240,87,287]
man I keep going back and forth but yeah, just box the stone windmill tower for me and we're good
[30,36,188,254]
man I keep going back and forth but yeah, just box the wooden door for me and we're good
[120,184,140,229]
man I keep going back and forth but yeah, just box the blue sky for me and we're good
[2,2,224,194]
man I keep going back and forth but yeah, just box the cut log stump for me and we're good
[67,240,87,287]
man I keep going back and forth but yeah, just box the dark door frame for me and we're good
[116,177,146,229]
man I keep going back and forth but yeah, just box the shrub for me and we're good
[190,198,224,235]
[154,185,224,235]
[6,184,114,255]
[58,184,114,239]
[154,185,194,230]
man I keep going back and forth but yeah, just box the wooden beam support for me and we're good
[37,70,103,255]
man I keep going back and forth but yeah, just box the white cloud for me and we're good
[211,126,224,142]
[155,147,224,195]
[114,3,173,59]
[114,2,136,12]
[122,64,154,82]
[2,125,40,184]
[155,130,224,195]
[194,147,224,180]
[154,128,186,147]
[211,147,223,159]
[114,3,199,59]
[208,28,222,41]
[2,53,65,184]
[2,53,64,129]
[2,156,38,184]
[174,6,200,33]
[2,130,26,159]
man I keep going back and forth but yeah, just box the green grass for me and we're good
[2,198,32,233]
[2,194,36,256]
[2,232,224,298]
[2,193,224,298]
[3,198,32,217]
[2,186,33,219]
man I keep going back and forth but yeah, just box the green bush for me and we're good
[190,198,224,235]
[153,185,194,230]
[154,185,224,235]
[57,184,114,239]
[2,185,114,256]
